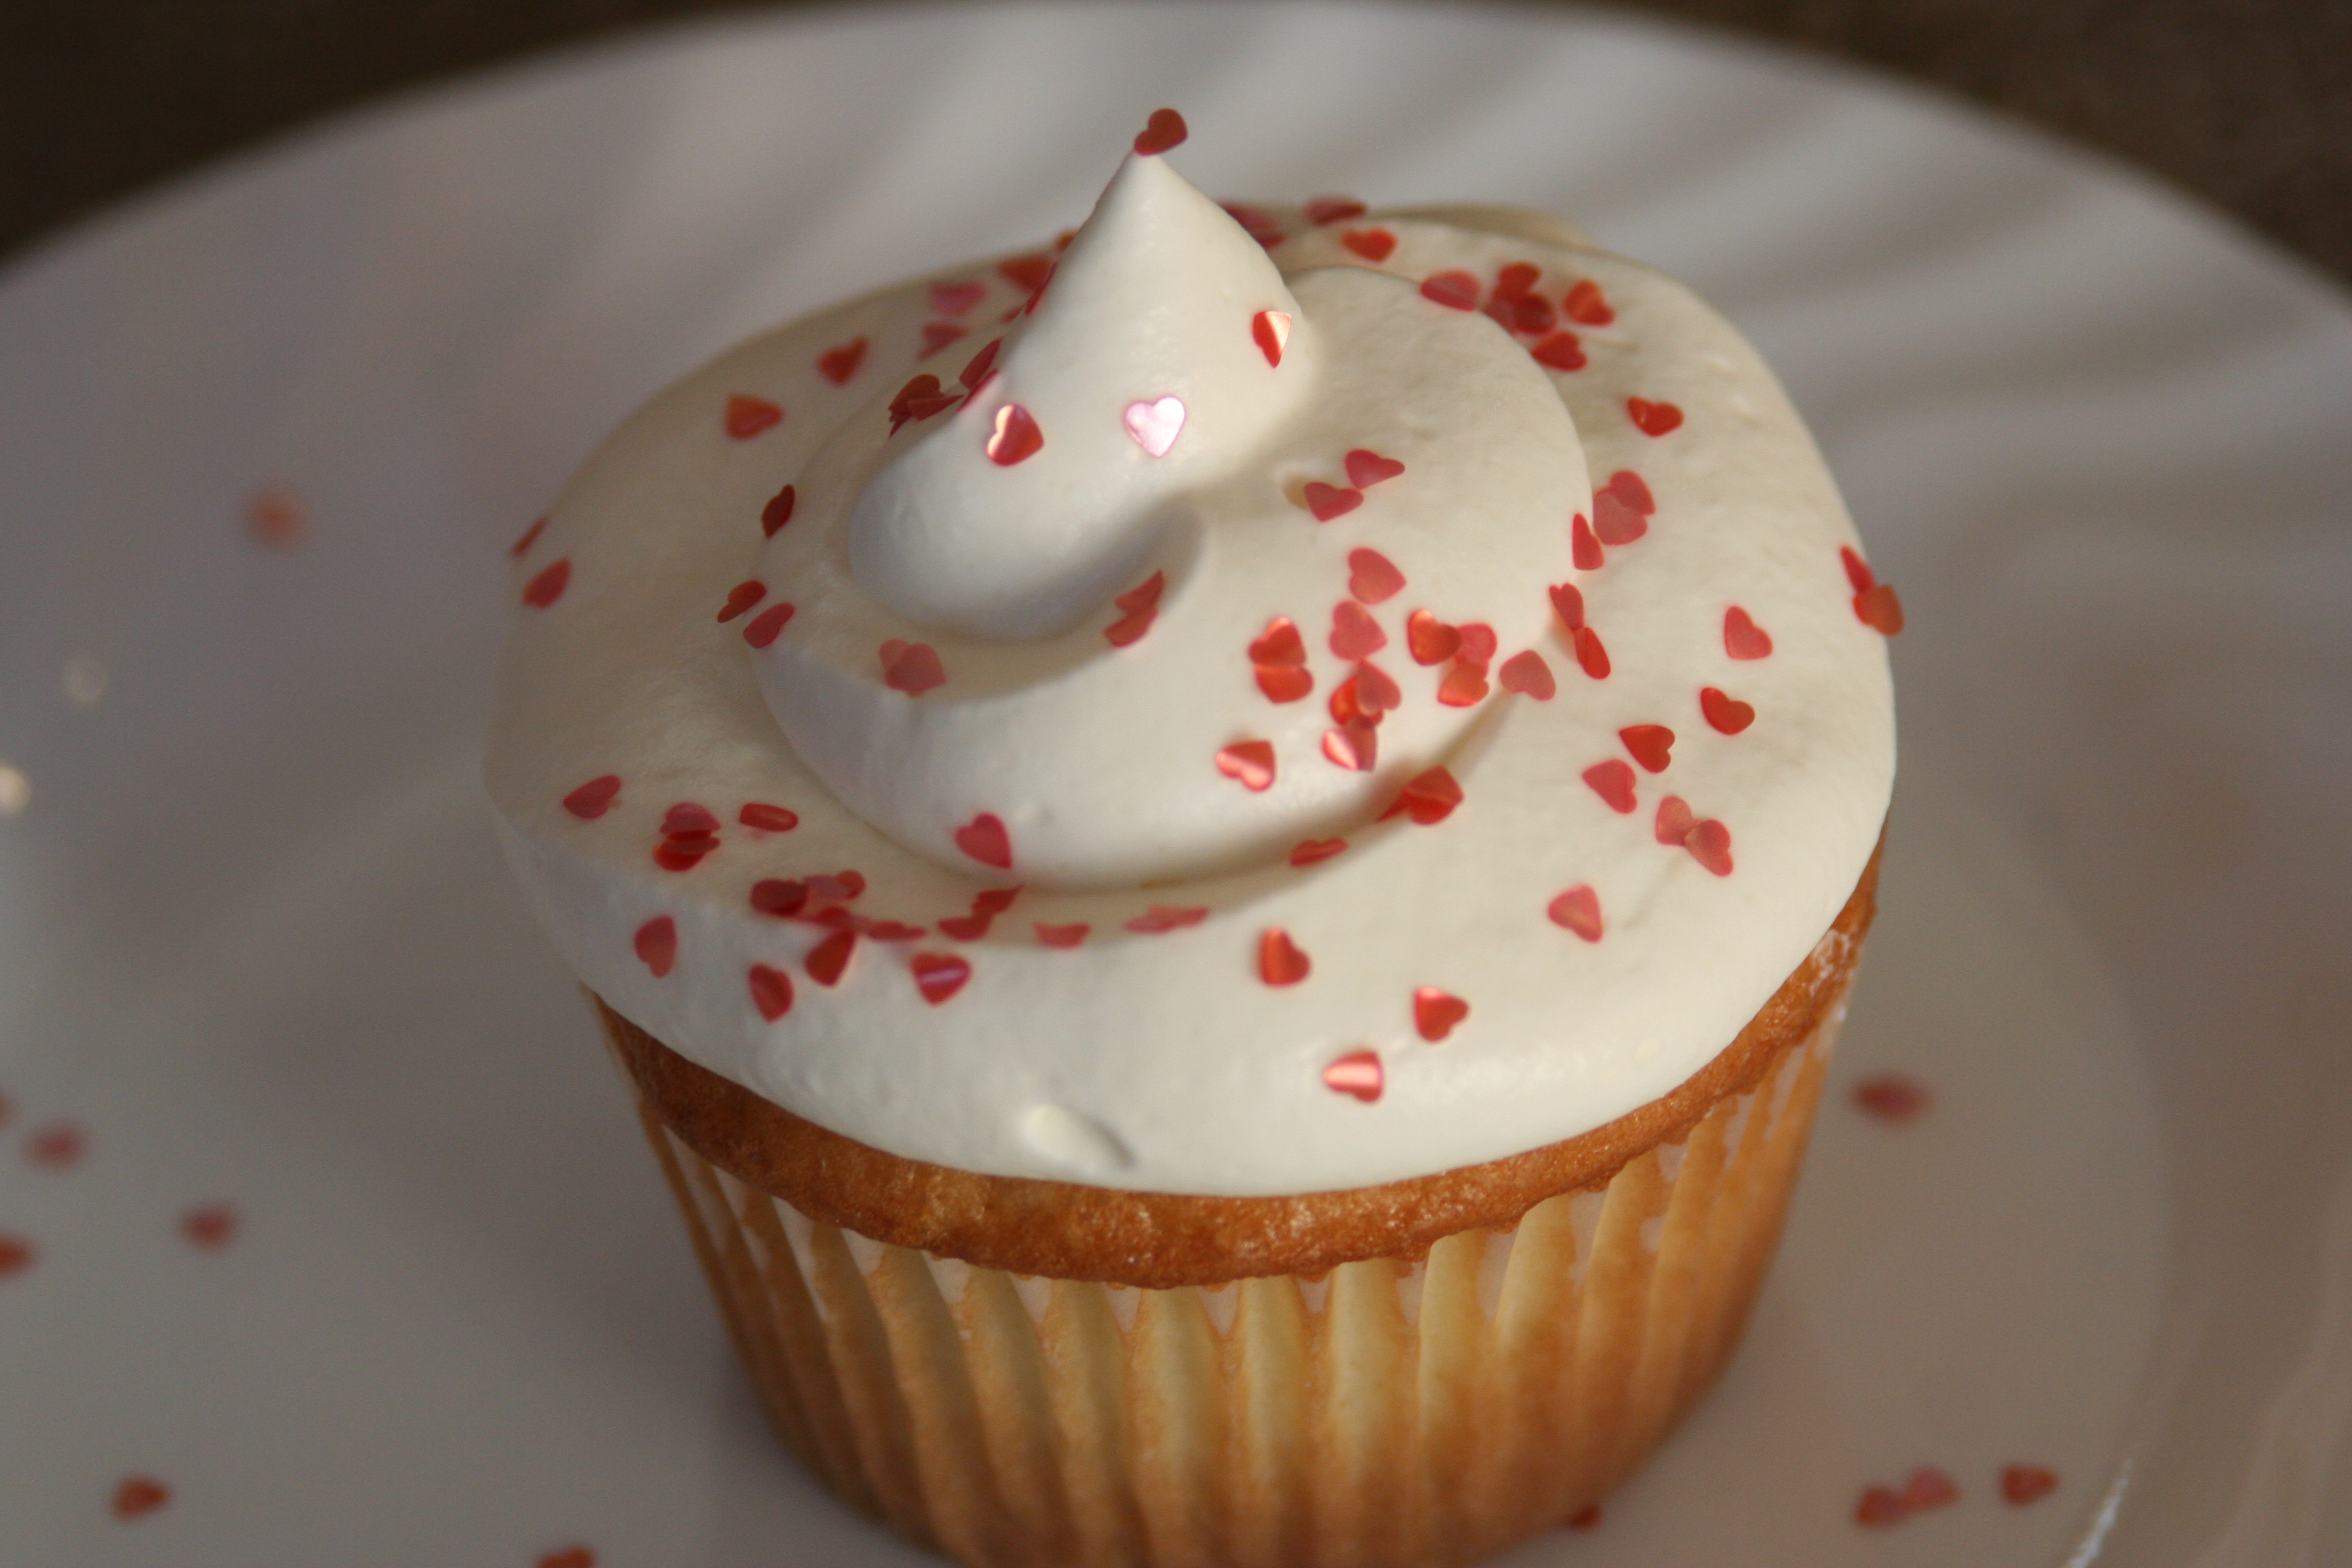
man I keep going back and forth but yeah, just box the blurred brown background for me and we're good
[2,0,2348,282]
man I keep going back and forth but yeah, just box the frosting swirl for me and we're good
[486,130,1896,1198]
[755,151,1584,887]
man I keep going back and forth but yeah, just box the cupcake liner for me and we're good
[617,1002,1840,1568]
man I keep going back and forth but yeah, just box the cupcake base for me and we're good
[615,999,1841,1568]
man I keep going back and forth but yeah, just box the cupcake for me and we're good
[488,108,1897,1568]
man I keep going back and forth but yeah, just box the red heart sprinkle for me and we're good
[1322,722,1377,771]
[1344,448,1407,489]
[662,802,719,836]
[919,321,966,358]
[749,963,795,1019]
[887,374,958,431]
[2001,1465,2059,1505]
[931,280,985,316]
[634,916,677,977]
[1105,606,1157,647]
[1394,766,1463,824]
[749,879,808,918]
[1328,674,1376,728]
[1105,568,1166,647]
[1654,795,1695,845]
[743,602,796,649]
[1303,481,1362,521]
[1499,650,1555,698]
[1855,583,1906,636]
[7,1105,78,1172]
[1498,292,1556,336]
[1549,582,1586,630]
[1323,1049,1384,1102]
[1354,661,1402,713]
[1340,229,1397,262]
[1256,664,1312,703]
[911,951,973,1004]
[986,403,1044,466]
[1607,470,1656,514]
[0,1233,31,1278]
[1115,572,1165,614]
[1573,625,1612,679]
[958,337,1002,392]
[1548,886,1604,941]
[1531,331,1586,371]
[1620,724,1674,772]
[761,483,796,536]
[881,640,947,695]
[1329,600,1386,659]
[1035,922,1090,948]
[953,813,1013,869]
[1901,1468,1959,1511]
[1723,606,1774,659]
[1700,686,1755,734]
[1420,271,1480,310]
[1853,1073,1930,1124]
[509,516,546,557]
[1132,107,1188,154]
[1627,397,1684,437]
[1855,1485,1907,1527]
[1250,616,1306,668]
[1414,987,1469,1041]
[1290,838,1347,866]
[180,1201,238,1250]
[1564,280,1614,325]
[1305,196,1367,225]
[1593,489,1648,546]
[1252,309,1291,366]
[1840,545,1877,592]
[652,840,711,872]
[804,930,855,987]
[1686,818,1733,876]
[1571,514,1603,571]
[539,1550,597,1568]
[1259,928,1311,985]
[717,581,766,623]
[738,802,798,832]
[1437,660,1489,706]
[937,913,990,941]
[1456,623,1497,664]
[1565,1503,1602,1531]
[521,558,571,608]
[817,337,868,385]
[112,1476,169,1520]
[1126,904,1209,934]
[998,254,1055,291]
[1345,547,1405,604]
[725,395,783,438]
[1492,263,1539,300]
[806,869,866,902]
[1215,740,1277,791]
[1582,760,1637,814]
[1406,610,1460,666]
[563,776,621,819]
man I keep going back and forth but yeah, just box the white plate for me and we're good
[3,3,2349,1563]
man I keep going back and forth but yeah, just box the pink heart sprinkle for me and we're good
[1122,395,1186,457]
[1548,886,1603,942]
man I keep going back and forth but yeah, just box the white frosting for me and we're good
[487,147,1895,1198]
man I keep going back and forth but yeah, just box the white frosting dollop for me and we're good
[486,144,1895,1198]
[755,153,1584,888]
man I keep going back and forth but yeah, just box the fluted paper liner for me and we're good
[617,1006,1838,1568]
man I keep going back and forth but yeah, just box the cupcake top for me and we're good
[487,114,1897,1199]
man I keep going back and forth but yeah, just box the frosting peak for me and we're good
[847,152,1318,640]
